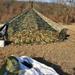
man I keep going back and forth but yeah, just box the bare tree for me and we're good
[50,0,65,3]
[56,0,65,3]
[65,0,74,3]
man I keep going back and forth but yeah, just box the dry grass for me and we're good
[0,24,75,75]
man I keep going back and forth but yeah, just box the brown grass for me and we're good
[0,24,75,75]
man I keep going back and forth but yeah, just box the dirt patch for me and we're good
[0,24,75,75]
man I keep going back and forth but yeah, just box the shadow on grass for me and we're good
[33,57,70,75]
[73,68,75,75]
[5,41,12,46]
[65,34,70,40]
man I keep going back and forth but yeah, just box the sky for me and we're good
[17,0,75,3]
[36,0,50,2]
[17,0,51,2]
[42,0,50,2]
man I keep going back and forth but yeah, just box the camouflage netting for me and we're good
[2,8,60,44]
[11,29,59,44]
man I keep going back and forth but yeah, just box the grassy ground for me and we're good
[0,24,75,75]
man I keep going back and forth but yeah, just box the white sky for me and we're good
[17,0,75,3]
[17,0,51,2]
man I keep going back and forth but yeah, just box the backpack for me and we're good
[0,56,20,75]
[0,56,59,75]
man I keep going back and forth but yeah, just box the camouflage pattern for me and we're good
[0,56,20,75]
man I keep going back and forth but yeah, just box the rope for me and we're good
[9,4,31,23]
[2,4,30,24]
[24,4,31,10]
[67,39,75,43]
[69,29,75,35]
[34,4,59,23]
[66,31,75,43]
[34,4,75,43]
